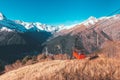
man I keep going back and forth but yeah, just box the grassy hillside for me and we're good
[0,56,120,80]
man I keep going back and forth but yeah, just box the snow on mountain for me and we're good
[82,16,98,27]
[98,16,111,20]
[0,12,119,33]
[0,12,6,20]
[15,20,34,29]
[33,22,45,30]
[71,15,120,28]
[0,12,65,32]
[0,19,27,32]
[14,20,66,32]
[0,27,13,32]
[55,14,120,37]
[58,16,98,31]
[98,15,120,20]
[61,16,99,30]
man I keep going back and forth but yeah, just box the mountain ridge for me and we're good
[1,12,119,33]
[44,14,120,55]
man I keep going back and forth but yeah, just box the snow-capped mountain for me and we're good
[82,16,98,26]
[62,15,120,30]
[44,14,120,55]
[0,12,65,33]
[14,20,63,32]
[1,12,119,33]
[0,13,27,32]
[0,27,13,32]
[77,15,113,27]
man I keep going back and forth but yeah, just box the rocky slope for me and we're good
[44,15,120,56]
[0,57,120,80]
[0,31,51,63]
[0,13,53,63]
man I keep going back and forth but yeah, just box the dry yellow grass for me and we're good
[0,56,120,80]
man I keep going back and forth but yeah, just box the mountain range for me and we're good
[0,12,120,63]
[44,14,120,56]
[0,12,64,32]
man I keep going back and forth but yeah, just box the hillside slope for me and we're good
[0,57,120,80]
[44,15,120,55]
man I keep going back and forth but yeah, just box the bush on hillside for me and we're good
[22,55,32,64]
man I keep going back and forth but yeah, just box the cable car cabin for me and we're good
[73,50,86,59]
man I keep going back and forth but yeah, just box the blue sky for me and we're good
[0,0,120,26]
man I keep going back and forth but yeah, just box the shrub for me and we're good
[22,55,32,64]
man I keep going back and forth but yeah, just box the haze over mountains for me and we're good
[0,12,120,64]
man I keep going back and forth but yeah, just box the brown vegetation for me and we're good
[1,41,120,80]
[0,56,120,80]
[4,53,70,72]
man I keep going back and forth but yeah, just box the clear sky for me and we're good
[0,0,120,26]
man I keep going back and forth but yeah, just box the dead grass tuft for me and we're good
[0,57,120,80]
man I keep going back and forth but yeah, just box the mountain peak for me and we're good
[0,12,6,20]
[83,16,98,26]
[87,16,98,23]
[88,16,97,20]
